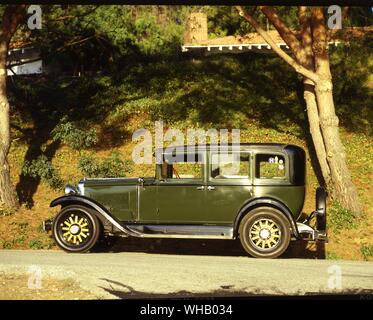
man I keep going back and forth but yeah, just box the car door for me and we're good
[137,178,159,223]
[155,151,207,224]
[204,150,254,224]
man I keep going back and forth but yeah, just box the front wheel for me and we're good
[239,207,291,259]
[52,205,101,253]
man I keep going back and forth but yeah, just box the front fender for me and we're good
[50,195,143,238]
[234,197,300,239]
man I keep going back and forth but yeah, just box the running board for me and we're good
[124,224,234,239]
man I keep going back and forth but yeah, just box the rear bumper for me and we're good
[296,222,327,241]
[43,219,52,232]
[296,187,327,241]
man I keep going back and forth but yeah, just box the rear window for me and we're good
[256,154,286,179]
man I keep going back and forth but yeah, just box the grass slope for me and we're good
[0,53,372,260]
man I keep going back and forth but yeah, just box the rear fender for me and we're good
[234,198,300,239]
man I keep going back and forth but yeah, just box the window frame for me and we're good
[253,151,291,185]
[156,152,206,185]
[208,150,253,186]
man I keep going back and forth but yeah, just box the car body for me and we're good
[44,143,327,258]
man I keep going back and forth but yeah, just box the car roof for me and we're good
[156,143,303,154]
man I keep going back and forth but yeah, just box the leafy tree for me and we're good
[236,6,366,213]
[0,5,26,209]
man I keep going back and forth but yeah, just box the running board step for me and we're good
[125,224,234,239]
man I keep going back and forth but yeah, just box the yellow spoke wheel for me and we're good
[239,207,291,259]
[61,214,90,245]
[52,205,101,253]
[249,218,281,250]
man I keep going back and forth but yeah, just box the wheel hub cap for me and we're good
[69,224,80,235]
[249,218,281,250]
[259,228,270,240]
[60,213,90,245]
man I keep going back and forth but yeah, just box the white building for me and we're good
[7,47,42,76]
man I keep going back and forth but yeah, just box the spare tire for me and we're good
[316,187,327,230]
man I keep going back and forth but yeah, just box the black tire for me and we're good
[239,207,291,259]
[52,205,101,253]
[316,187,327,216]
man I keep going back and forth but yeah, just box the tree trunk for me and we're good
[303,82,331,187]
[314,80,361,213]
[296,8,331,188]
[0,5,26,209]
[0,53,18,209]
[312,7,362,214]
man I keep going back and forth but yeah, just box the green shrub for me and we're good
[52,120,98,150]
[360,245,373,260]
[0,207,16,217]
[1,236,27,249]
[22,155,64,190]
[10,221,29,230]
[28,238,54,250]
[1,240,13,249]
[78,152,131,178]
[329,201,358,232]
[326,251,341,260]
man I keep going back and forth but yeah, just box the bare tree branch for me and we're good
[56,35,96,52]
[259,6,303,54]
[342,6,349,21]
[311,7,329,76]
[0,5,27,44]
[297,6,314,72]
[236,6,319,84]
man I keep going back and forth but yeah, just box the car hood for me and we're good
[79,177,155,187]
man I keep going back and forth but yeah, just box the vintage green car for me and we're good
[44,144,327,258]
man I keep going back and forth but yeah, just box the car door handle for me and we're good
[196,186,205,190]
[207,186,215,191]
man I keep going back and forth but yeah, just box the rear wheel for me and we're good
[239,207,291,259]
[52,205,101,253]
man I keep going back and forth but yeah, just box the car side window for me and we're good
[256,154,286,179]
[161,153,204,180]
[211,152,250,179]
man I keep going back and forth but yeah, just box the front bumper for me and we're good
[43,219,52,232]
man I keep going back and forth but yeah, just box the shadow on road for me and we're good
[98,278,276,299]
[93,237,325,259]
[98,278,373,299]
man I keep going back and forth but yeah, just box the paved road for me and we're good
[0,250,372,298]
